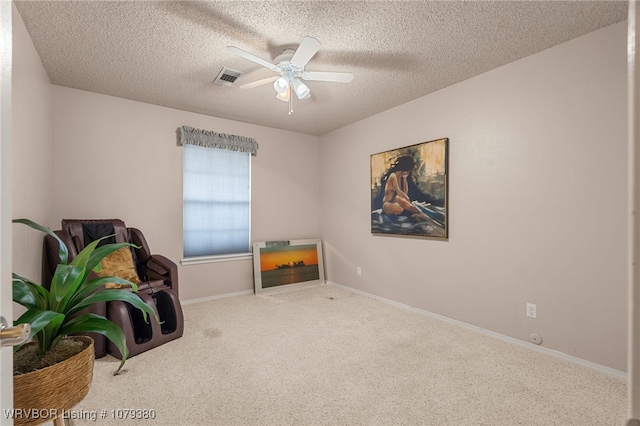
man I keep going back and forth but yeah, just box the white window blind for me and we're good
[179,126,257,259]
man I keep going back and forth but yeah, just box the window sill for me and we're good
[181,253,252,266]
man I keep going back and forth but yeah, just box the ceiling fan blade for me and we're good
[290,36,322,68]
[301,71,354,83]
[239,76,278,89]
[227,46,281,73]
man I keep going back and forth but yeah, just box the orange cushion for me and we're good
[97,247,141,289]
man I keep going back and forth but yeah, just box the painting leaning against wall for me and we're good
[252,239,325,293]
[370,138,449,239]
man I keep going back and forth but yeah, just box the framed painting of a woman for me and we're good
[370,138,449,239]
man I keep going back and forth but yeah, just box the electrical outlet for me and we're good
[356,267,362,276]
[526,303,537,319]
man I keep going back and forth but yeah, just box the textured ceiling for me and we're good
[15,1,628,136]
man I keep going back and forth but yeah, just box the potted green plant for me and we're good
[12,218,159,426]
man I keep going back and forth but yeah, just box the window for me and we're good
[179,126,258,261]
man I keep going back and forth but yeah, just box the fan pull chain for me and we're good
[288,87,293,115]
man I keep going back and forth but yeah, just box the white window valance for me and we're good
[178,125,258,156]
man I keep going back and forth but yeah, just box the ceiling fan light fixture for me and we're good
[273,76,290,94]
[276,88,290,102]
[292,79,310,99]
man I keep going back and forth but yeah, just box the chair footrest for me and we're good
[106,285,183,358]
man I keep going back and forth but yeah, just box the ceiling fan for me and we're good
[227,36,354,114]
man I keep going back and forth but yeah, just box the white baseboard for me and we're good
[181,289,254,305]
[327,281,628,380]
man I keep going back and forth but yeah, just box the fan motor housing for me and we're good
[274,49,295,65]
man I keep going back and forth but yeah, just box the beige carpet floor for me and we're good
[67,284,626,425]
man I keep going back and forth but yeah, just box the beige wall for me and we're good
[11,4,54,284]
[12,5,629,372]
[51,87,320,301]
[319,22,628,371]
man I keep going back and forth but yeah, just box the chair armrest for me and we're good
[146,255,179,297]
[148,254,175,272]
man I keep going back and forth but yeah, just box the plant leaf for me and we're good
[13,273,49,311]
[57,314,129,374]
[15,310,64,346]
[67,276,139,309]
[70,236,119,270]
[12,218,68,264]
[67,289,159,324]
[13,273,50,303]
[12,279,42,310]
[38,315,66,355]
[49,264,86,306]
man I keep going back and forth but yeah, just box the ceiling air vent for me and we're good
[214,67,243,86]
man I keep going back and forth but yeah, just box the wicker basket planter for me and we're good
[14,336,94,426]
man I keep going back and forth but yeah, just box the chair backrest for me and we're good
[61,219,129,254]
[44,218,178,296]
